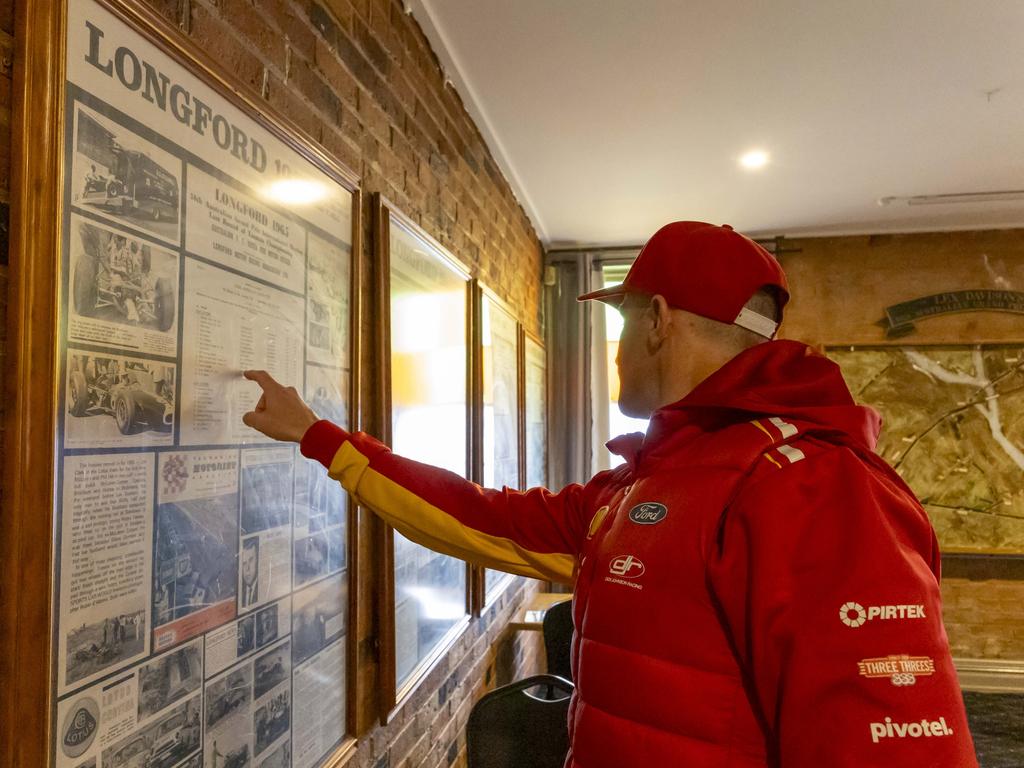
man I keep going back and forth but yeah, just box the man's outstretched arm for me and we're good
[242,370,588,584]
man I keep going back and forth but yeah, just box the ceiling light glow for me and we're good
[739,150,769,170]
[264,178,329,205]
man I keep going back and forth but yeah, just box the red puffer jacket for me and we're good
[301,340,978,767]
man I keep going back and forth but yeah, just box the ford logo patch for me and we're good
[628,502,667,525]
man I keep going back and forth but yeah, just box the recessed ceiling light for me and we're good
[739,150,769,170]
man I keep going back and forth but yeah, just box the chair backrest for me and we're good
[466,674,573,768]
[542,599,574,682]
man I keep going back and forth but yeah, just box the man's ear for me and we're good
[644,294,673,352]
[649,295,674,337]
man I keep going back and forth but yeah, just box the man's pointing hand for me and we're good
[242,370,319,443]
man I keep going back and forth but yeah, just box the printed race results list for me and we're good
[52,3,354,768]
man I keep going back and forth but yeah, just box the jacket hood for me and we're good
[611,340,881,464]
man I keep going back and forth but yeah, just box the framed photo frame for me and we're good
[523,331,549,489]
[372,194,473,720]
[4,2,362,766]
[472,285,523,612]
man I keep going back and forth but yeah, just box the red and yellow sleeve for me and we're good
[301,420,583,585]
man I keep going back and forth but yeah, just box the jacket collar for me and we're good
[607,340,880,472]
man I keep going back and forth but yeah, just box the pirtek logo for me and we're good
[628,502,668,525]
[839,601,925,627]
[870,717,954,744]
[609,555,645,578]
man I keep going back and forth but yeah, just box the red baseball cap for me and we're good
[577,221,789,338]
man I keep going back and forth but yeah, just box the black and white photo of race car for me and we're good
[67,354,175,436]
[72,221,177,333]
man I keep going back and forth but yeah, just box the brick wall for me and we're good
[1,0,547,766]
[942,558,1024,660]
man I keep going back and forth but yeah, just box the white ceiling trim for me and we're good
[548,219,1024,254]
[404,0,550,243]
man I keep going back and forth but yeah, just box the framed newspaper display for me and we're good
[474,286,522,610]
[4,2,361,767]
[372,194,472,719]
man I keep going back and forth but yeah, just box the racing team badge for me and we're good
[609,554,645,578]
[61,696,99,758]
[858,654,936,686]
[628,502,668,525]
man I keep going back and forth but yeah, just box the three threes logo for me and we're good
[858,654,936,686]
[609,555,645,578]
[628,502,668,525]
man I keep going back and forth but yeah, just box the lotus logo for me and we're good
[628,502,668,525]
[61,697,99,758]
[609,555,645,578]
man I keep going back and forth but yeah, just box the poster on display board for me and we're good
[31,2,361,767]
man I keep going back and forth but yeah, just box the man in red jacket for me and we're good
[243,221,978,767]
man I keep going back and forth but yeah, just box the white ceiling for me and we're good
[407,0,1024,247]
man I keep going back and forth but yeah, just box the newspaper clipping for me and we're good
[52,2,354,766]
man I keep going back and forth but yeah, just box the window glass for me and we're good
[389,222,469,689]
[601,264,649,467]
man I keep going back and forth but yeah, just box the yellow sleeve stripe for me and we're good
[328,442,577,585]
[750,419,775,441]
[762,452,783,469]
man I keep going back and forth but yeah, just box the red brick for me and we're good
[215,0,287,71]
[353,14,392,76]
[189,5,265,92]
[289,53,342,126]
[265,72,323,141]
[348,0,370,22]
[263,0,319,54]
[313,37,360,108]
[321,0,355,35]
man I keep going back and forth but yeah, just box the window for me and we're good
[593,263,649,471]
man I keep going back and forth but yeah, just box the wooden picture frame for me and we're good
[472,285,523,613]
[372,194,473,722]
[3,2,363,766]
[523,330,549,489]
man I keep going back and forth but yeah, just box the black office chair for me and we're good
[466,674,574,768]
[542,599,574,682]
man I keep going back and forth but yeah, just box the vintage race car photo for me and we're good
[68,356,175,436]
[73,224,176,332]
[77,110,180,225]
